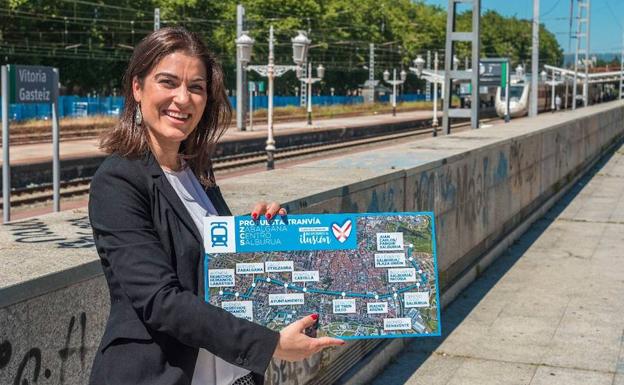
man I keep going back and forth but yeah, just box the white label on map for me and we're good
[333,299,357,314]
[388,268,417,283]
[204,216,236,253]
[374,252,406,267]
[269,293,305,306]
[221,301,253,321]
[383,318,412,331]
[404,292,430,308]
[376,233,404,251]
[265,261,294,272]
[236,263,265,275]
[292,271,320,282]
[208,269,235,287]
[366,302,388,314]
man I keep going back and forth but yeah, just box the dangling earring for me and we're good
[134,104,143,126]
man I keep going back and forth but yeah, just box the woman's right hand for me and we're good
[273,314,345,362]
[250,201,286,221]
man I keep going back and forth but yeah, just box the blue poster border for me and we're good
[203,211,441,340]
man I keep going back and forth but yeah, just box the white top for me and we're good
[163,165,251,385]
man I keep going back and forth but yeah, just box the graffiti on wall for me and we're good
[266,352,323,385]
[295,183,403,215]
[0,312,88,385]
[5,217,94,249]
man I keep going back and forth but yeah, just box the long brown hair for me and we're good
[100,27,231,186]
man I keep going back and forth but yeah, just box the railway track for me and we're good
[0,119,491,209]
[3,107,425,146]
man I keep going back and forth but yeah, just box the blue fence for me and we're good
[378,94,426,103]
[236,94,425,109]
[1,93,425,121]
[0,96,125,121]
[240,95,365,109]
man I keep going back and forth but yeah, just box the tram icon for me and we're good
[210,222,229,247]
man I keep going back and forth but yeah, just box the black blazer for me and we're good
[88,152,279,385]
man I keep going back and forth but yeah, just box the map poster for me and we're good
[203,212,441,340]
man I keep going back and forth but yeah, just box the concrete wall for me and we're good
[1,101,622,385]
[0,212,105,385]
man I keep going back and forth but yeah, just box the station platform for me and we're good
[1,100,622,385]
[370,142,624,384]
[0,109,436,166]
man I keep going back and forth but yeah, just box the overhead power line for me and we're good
[59,0,142,13]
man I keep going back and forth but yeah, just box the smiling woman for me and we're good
[100,27,230,186]
[89,27,343,385]
[132,52,209,171]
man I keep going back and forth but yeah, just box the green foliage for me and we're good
[478,10,563,67]
[0,0,563,95]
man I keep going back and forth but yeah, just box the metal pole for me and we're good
[307,62,312,125]
[530,0,539,117]
[565,77,569,109]
[153,8,160,31]
[572,0,581,110]
[300,59,307,107]
[426,50,431,102]
[551,69,556,111]
[369,43,375,103]
[1,65,10,223]
[505,61,510,123]
[52,69,60,212]
[573,0,591,109]
[442,0,454,135]
[471,0,481,129]
[266,26,275,170]
[392,69,397,116]
[249,88,254,131]
[620,29,624,99]
[505,86,510,122]
[236,4,247,131]
[584,0,590,107]
[433,51,439,136]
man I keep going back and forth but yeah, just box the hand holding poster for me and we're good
[203,212,441,339]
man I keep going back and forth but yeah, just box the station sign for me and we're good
[247,81,266,93]
[1,64,61,223]
[480,62,503,86]
[479,58,510,88]
[7,65,58,104]
[459,83,472,96]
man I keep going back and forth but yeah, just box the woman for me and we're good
[88,27,343,385]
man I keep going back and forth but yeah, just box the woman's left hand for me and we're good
[250,201,287,220]
[273,314,345,362]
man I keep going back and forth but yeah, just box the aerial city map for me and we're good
[203,213,440,339]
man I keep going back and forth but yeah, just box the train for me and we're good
[494,74,621,118]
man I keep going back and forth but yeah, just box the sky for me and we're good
[424,0,623,54]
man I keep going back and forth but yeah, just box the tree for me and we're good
[478,10,563,68]
[0,1,564,95]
